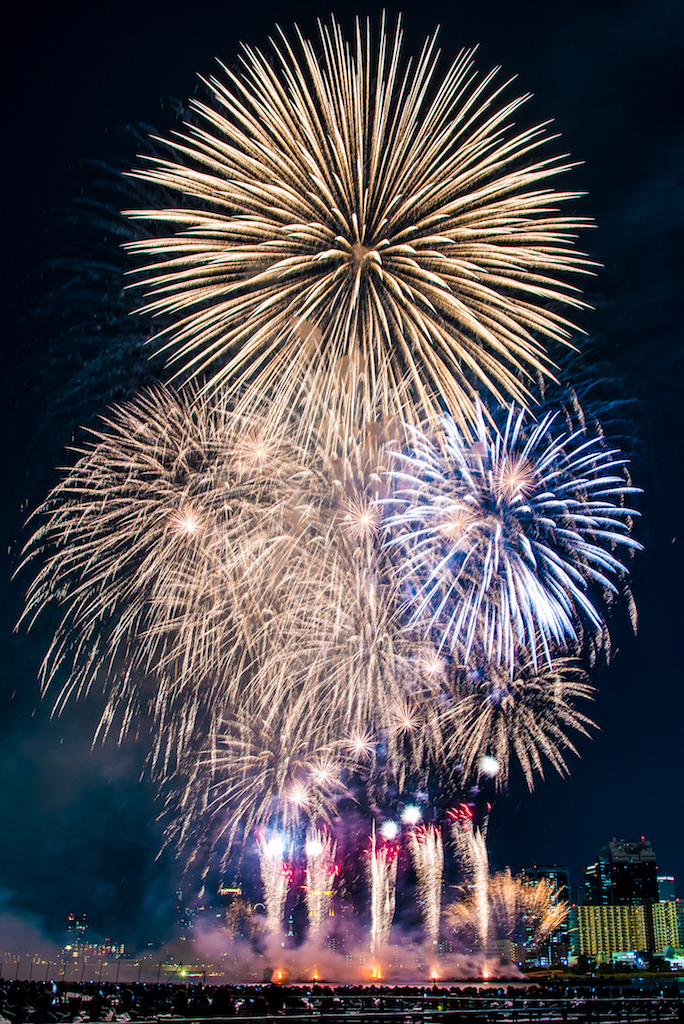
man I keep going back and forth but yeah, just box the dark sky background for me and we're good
[1,0,682,950]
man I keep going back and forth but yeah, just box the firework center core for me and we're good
[350,242,375,269]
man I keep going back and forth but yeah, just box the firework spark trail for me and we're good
[446,849,568,954]
[305,828,338,944]
[444,656,597,790]
[160,704,356,870]
[387,404,641,670]
[449,805,477,881]
[469,829,490,950]
[481,869,569,949]
[18,386,327,770]
[368,823,398,955]
[519,876,569,948]
[236,429,447,791]
[258,834,292,938]
[275,545,444,787]
[125,16,594,446]
[408,825,444,946]
[443,826,490,949]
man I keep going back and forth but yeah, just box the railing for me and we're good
[37,996,682,1023]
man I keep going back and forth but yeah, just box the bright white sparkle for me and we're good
[401,805,422,825]
[265,835,285,859]
[380,821,399,840]
[479,755,500,777]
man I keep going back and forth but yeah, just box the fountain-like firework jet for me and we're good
[408,825,444,947]
[449,801,491,873]
[258,834,291,938]
[368,823,399,955]
[304,828,338,944]
[449,804,476,878]
[469,829,491,951]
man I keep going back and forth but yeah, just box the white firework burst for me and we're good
[126,16,594,446]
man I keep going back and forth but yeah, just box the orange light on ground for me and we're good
[482,962,490,980]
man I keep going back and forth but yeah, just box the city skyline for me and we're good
[1,831,681,964]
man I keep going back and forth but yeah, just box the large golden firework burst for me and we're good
[126,16,594,448]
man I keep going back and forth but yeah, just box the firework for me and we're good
[18,15,644,940]
[387,404,641,669]
[258,833,292,937]
[19,385,326,769]
[443,656,596,790]
[163,709,353,868]
[368,823,399,954]
[126,17,593,446]
[19,379,444,839]
[238,429,446,792]
[470,829,490,950]
[517,875,569,948]
[272,545,442,790]
[449,804,476,877]
[444,827,490,949]
[305,827,338,944]
[446,847,568,952]
[408,825,444,946]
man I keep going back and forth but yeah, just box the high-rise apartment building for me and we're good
[577,905,648,960]
[576,838,681,962]
[652,901,681,953]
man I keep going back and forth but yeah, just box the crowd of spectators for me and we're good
[0,978,681,1022]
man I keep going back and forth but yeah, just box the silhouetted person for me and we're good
[252,992,268,1017]
[210,987,234,1017]
[172,988,188,1017]
[88,994,104,1021]
[26,994,57,1024]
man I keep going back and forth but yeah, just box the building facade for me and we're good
[577,905,648,961]
[652,901,681,953]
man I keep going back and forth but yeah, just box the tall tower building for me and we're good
[584,838,658,906]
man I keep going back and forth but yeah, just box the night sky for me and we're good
[1,0,682,949]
